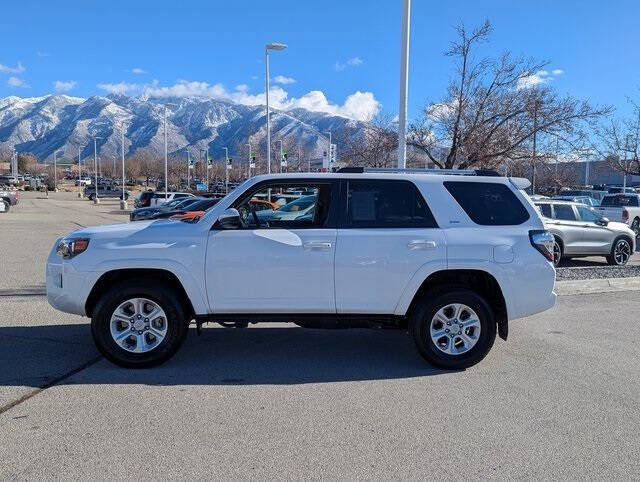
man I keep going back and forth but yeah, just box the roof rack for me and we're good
[336,167,501,177]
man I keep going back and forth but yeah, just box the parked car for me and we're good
[595,194,640,237]
[129,197,202,221]
[559,189,608,204]
[0,189,19,210]
[46,169,557,369]
[0,175,19,186]
[75,177,92,186]
[84,184,130,201]
[607,187,636,194]
[535,200,635,266]
[142,198,219,221]
[134,191,194,209]
[552,195,599,207]
[168,198,222,221]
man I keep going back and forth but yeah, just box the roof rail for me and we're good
[336,167,501,177]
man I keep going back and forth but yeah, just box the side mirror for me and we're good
[597,217,609,226]
[216,208,242,229]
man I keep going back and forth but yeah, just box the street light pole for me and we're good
[248,143,252,178]
[323,131,332,171]
[398,0,411,168]
[53,150,63,192]
[277,140,284,173]
[120,125,127,210]
[78,147,83,198]
[265,42,287,175]
[93,137,102,204]
[224,147,229,193]
[163,103,177,199]
[206,146,210,192]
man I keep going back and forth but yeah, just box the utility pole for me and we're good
[205,147,210,192]
[398,0,411,168]
[265,42,287,175]
[531,98,538,194]
[248,143,253,178]
[93,137,102,204]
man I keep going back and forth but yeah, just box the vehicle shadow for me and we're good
[0,324,448,388]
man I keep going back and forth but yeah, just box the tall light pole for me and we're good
[53,149,64,192]
[265,42,287,175]
[77,147,83,198]
[205,146,210,191]
[120,124,127,210]
[223,147,230,193]
[248,143,253,178]
[398,0,411,168]
[93,137,103,204]
[324,131,332,171]
[163,103,177,199]
[277,139,284,172]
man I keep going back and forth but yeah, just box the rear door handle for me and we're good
[407,240,437,250]
[303,241,332,250]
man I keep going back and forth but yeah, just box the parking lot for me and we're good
[2,191,640,478]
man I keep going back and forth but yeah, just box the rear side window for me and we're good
[444,182,529,225]
[537,204,552,218]
[553,204,577,221]
[601,195,639,207]
[346,180,437,228]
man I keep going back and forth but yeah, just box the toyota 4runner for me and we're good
[46,169,557,369]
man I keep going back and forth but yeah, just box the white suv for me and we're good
[46,169,556,369]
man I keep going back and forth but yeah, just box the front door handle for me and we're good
[407,240,437,250]
[303,241,332,250]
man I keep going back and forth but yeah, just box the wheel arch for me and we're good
[405,269,508,340]
[85,268,195,320]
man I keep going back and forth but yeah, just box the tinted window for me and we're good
[553,204,577,221]
[444,182,529,225]
[537,204,552,218]
[346,180,437,228]
[601,195,639,207]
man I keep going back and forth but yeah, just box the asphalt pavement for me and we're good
[1,190,640,479]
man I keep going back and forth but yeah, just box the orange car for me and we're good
[170,211,205,221]
[170,199,279,222]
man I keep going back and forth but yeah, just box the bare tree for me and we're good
[408,20,610,171]
[597,97,640,175]
[342,114,398,167]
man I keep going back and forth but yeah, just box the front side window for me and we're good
[233,183,332,229]
[345,180,437,228]
[444,181,530,225]
[553,204,577,221]
[576,205,602,223]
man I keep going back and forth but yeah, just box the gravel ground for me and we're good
[556,264,640,280]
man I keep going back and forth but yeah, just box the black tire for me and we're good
[606,237,633,266]
[553,237,563,267]
[2,200,9,213]
[88,194,95,201]
[409,287,496,370]
[632,218,640,238]
[91,279,189,368]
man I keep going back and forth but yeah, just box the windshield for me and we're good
[279,195,316,212]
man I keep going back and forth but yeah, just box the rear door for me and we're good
[334,179,446,314]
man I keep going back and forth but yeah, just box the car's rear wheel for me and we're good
[553,238,563,267]
[409,288,496,370]
[607,238,632,266]
[632,218,640,238]
[91,280,189,368]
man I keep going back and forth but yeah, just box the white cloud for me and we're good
[131,68,147,75]
[98,79,380,121]
[8,76,29,88]
[517,68,565,90]
[335,57,363,71]
[273,75,296,85]
[0,62,25,74]
[97,81,142,95]
[54,80,77,92]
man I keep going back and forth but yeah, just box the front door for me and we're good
[205,180,338,313]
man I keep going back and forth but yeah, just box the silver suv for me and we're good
[535,200,635,266]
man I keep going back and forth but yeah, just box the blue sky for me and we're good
[1,0,639,121]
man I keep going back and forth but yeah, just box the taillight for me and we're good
[529,230,555,263]
[623,209,629,221]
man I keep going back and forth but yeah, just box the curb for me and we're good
[555,276,640,296]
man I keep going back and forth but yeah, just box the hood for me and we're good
[608,221,634,232]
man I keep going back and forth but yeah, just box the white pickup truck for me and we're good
[595,194,640,237]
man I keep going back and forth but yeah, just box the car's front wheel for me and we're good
[91,280,189,368]
[409,288,496,370]
[607,237,632,266]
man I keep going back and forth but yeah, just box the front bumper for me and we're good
[45,241,93,316]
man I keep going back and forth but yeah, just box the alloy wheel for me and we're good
[614,240,631,265]
[109,298,168,353]
[430,303,481,356]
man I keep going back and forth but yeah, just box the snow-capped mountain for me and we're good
[0,94,366,162]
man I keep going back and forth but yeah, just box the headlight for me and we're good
[57,238,90,259]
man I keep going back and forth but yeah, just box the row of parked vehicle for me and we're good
[531,187,640,266]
